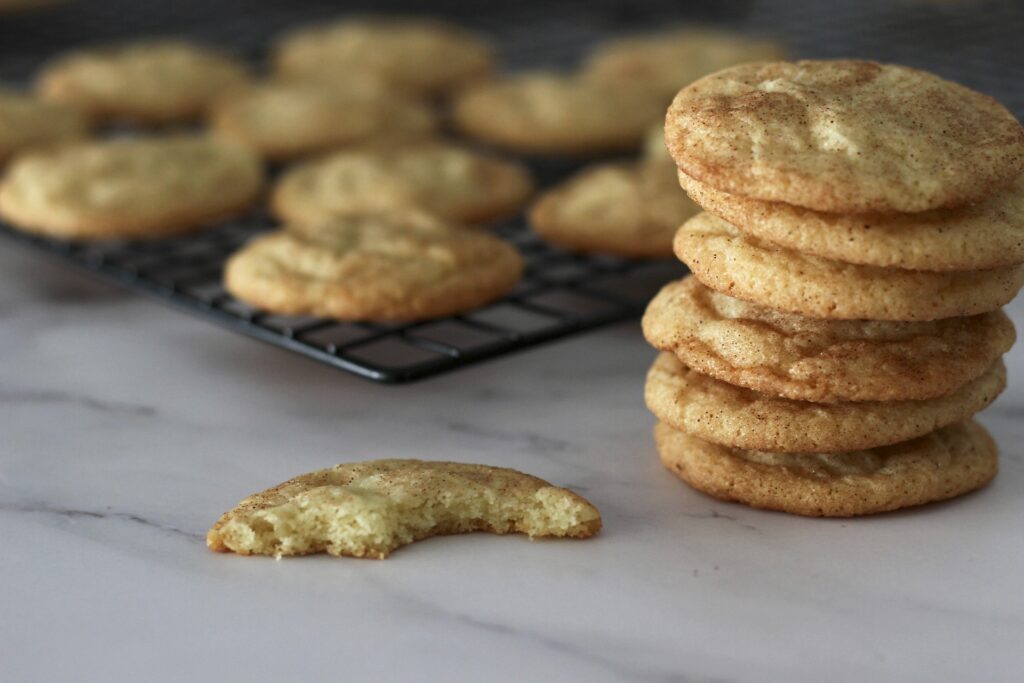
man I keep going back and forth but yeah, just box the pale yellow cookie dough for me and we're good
[208,459,601,558]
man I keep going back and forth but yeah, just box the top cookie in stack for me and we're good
[645,60,1024,516]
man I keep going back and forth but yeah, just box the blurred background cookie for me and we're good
[452,73,665,155]
[273,16,494,96]
[0,88,89,164]
[36,40,250,125]
[530,161,698,259]
[583,27,785,105]
[0,135,262,240]
[272,144,533,226]
[209,77,438,162]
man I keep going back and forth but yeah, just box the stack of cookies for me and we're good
[644,60,1024,516]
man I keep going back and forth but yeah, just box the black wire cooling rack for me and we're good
[0,210,684,382]
[0,0,1021,382]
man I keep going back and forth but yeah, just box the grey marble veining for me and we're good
[1,244,1022,682]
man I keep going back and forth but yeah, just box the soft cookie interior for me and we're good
[208,460,601,559]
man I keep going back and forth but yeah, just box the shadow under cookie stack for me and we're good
[643,60,1024,516]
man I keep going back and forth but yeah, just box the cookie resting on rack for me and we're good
[529,161,699,258]
[452,73,666,155]
[272,17,494,95]
[583,27,785,104]
[36,40,250,124]
[271,144,534,226]
[0,135,263,240]
[223,210,523,322]
[209,77,438,161]
[0,89,90,164]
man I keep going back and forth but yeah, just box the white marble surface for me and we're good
[1,243,1022,683]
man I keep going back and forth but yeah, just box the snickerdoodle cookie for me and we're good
[643,277,1015,403]
[0,89,89,164]
[36,40,249,124]
[271,145,533,226]
[272,17,493,95]
[529,161,699,258]
[584,27,784,104]
[679,171,1024,272]
[665,60,1024,213]
[224,210,523,321]
[0,135,262,240]
[209,78,437,161]
[452,73,666,155]
[654,419,997,517]
[675,213,1024,321]
[208,459,601,559]
[644,352,1004,453]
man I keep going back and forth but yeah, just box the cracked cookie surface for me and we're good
[37,40,250,124]
[224,210,523,321]
[643,277,1015,402]
[666,60,1024,213]
[0,135,262,240]
[208,459,601,559]
[655,420,997,517]
[675,212,1024,321]
[644,352,1005,453]
[272,145,533,226]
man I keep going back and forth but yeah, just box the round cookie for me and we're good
[583,27,785,104]
[644,352,1005,453]
[643,277,1016,403]
[452,73,666,155]
[209,78,438,161]
[271,145,533,226]
[36,40,250,124]
[224,210,523,321]
[654,420,997,517]
[679,171,1024,272]
[666,60,1024,213]
[0,90,90,164]
[529,161,699,258]
[676,212,1024,321]
[0,135,262,240]
[273,17,493,95]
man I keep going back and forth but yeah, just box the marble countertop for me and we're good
[2,243,1022,683]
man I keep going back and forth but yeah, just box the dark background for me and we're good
[0,0,1021,114]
